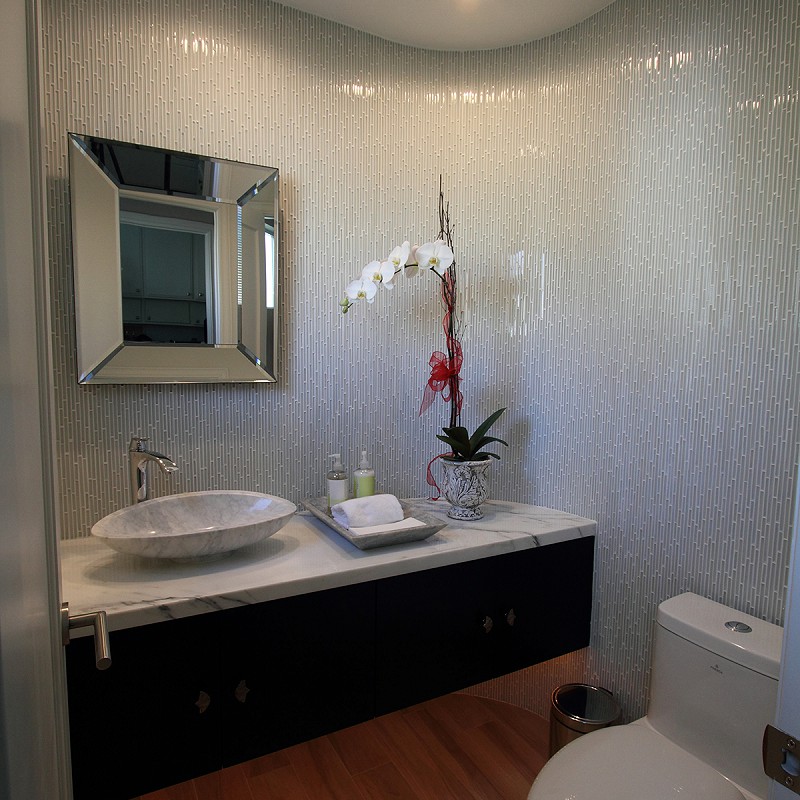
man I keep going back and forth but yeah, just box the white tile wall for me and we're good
[42,0,799,717]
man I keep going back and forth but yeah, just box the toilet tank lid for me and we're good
[657,593,782,679]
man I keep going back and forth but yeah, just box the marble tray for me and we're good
[302,497,447,550]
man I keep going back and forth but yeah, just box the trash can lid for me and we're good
[552,683,621,732]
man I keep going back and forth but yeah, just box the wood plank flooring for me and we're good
[137,694,549,800]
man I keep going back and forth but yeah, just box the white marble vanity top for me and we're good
[60,499,596,635]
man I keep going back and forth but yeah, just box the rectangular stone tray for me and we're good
[302,497,447,550]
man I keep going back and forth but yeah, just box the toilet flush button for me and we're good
[725,621,752,633]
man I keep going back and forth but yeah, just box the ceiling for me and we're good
[274,0,617,51]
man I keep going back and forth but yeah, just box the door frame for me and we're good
[0,0,72,796]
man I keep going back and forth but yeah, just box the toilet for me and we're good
[528,592,783,800]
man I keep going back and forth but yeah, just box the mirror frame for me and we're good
[68,133,279,384]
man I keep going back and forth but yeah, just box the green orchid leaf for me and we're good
[468,408,507,451]
[471,435,509,452]
[440,426,470,446]
[436,434,469,456]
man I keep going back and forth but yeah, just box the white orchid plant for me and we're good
[339,239,455,312]
[339,183,506,495]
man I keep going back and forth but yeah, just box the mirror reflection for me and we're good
[68,134,279,383]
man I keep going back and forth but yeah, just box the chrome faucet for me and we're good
[128,436,178,504]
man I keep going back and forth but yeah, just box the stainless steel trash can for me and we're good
[549,683,621,757]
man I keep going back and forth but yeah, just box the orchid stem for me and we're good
[436,176,461,431]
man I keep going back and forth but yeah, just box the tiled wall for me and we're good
[42,0,799,717]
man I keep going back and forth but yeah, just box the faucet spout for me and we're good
[128,436,178,504]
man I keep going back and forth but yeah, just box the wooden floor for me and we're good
[137,694,549,800]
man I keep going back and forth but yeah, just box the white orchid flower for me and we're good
[345,277,378,303]
[361,259,396,288]
[387,241,411,274]
[404,244,421,278]
[416,239,454,277]
[380,260,397,288]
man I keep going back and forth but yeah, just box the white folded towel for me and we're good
[331,494,405,529]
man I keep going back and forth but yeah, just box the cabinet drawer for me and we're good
[375,558,499,713]
[494,538,594,669]
[189,299,207,326]
[375,537,594,715]
[121,297,142,322]
[142,228,194,298]
[219,581,376,764]
[143,298,192,324]
[66,614,221,800]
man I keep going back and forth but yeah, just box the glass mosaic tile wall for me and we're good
[42,0,799,716]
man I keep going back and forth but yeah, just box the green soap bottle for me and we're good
[353,449,375,498]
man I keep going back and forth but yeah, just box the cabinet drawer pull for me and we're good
[195,690,211,714]
[234,680,250,704]
[506,608,516,627]
[482,615,493,634]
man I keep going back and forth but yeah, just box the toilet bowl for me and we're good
[530,720,752,799]
[528,592,783,800]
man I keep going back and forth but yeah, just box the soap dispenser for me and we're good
[327,454,348,508]
[353,449,376,498]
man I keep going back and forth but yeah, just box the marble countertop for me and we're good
[60,499,596,635]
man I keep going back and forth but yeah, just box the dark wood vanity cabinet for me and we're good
[66,581,374,800]
[66,538,593,800]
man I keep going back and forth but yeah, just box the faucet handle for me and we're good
[129,436,149,452]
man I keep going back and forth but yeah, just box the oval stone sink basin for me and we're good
[91,491,296,560]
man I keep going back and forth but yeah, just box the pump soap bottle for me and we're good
[327,454,348,508]
[353,449,376,498]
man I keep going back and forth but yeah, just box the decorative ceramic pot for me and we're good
[440,458,491,520]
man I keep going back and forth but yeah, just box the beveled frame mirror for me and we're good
[68,134,279,383]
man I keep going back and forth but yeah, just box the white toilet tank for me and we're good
[647,592,783,799]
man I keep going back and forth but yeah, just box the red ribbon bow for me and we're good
[419,341,463,416]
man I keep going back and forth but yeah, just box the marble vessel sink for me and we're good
[91,491,297,560]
